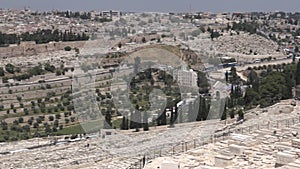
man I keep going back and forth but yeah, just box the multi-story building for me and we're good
[173,66,198,87]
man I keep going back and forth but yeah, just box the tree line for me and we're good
[231,21,259,34]
[55,11,113,23]
[0,29,89,46]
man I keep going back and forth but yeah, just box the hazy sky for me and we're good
[0,0,299,13]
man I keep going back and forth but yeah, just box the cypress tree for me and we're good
[130,112,136,129]
[143,112,149,131]
[161,109,167,125]
[230,109,235,119]
[196,96,202,121]
[120,116,128,130]
[174,106,178,124]
[156,110,161,126]
[104,111,112,129]
[136,111,142,128]
[221,102,227,120]
[296,60,300,85]
[238,109,244,121]
[188,102,194,122]
[169,108,175,127]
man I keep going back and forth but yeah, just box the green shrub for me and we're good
[64,46,72,51]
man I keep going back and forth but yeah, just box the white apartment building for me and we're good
[173,66,198,87]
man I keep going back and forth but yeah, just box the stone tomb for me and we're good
[215,155,233,168]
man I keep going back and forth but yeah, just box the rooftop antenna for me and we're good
[189,0,192,14]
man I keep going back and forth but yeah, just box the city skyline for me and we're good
[0,0,300,13]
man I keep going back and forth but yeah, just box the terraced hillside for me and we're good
[0,43,204,142]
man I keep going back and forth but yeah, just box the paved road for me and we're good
[207,58,293,81]
[235,58,293,71]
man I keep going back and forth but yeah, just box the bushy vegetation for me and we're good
[0,88,78,142]
[219,62,299,120]
[232,21,260,34]
[244,63,296,108]
[0,62,69,83]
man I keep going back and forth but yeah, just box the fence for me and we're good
[127,115,300,169]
